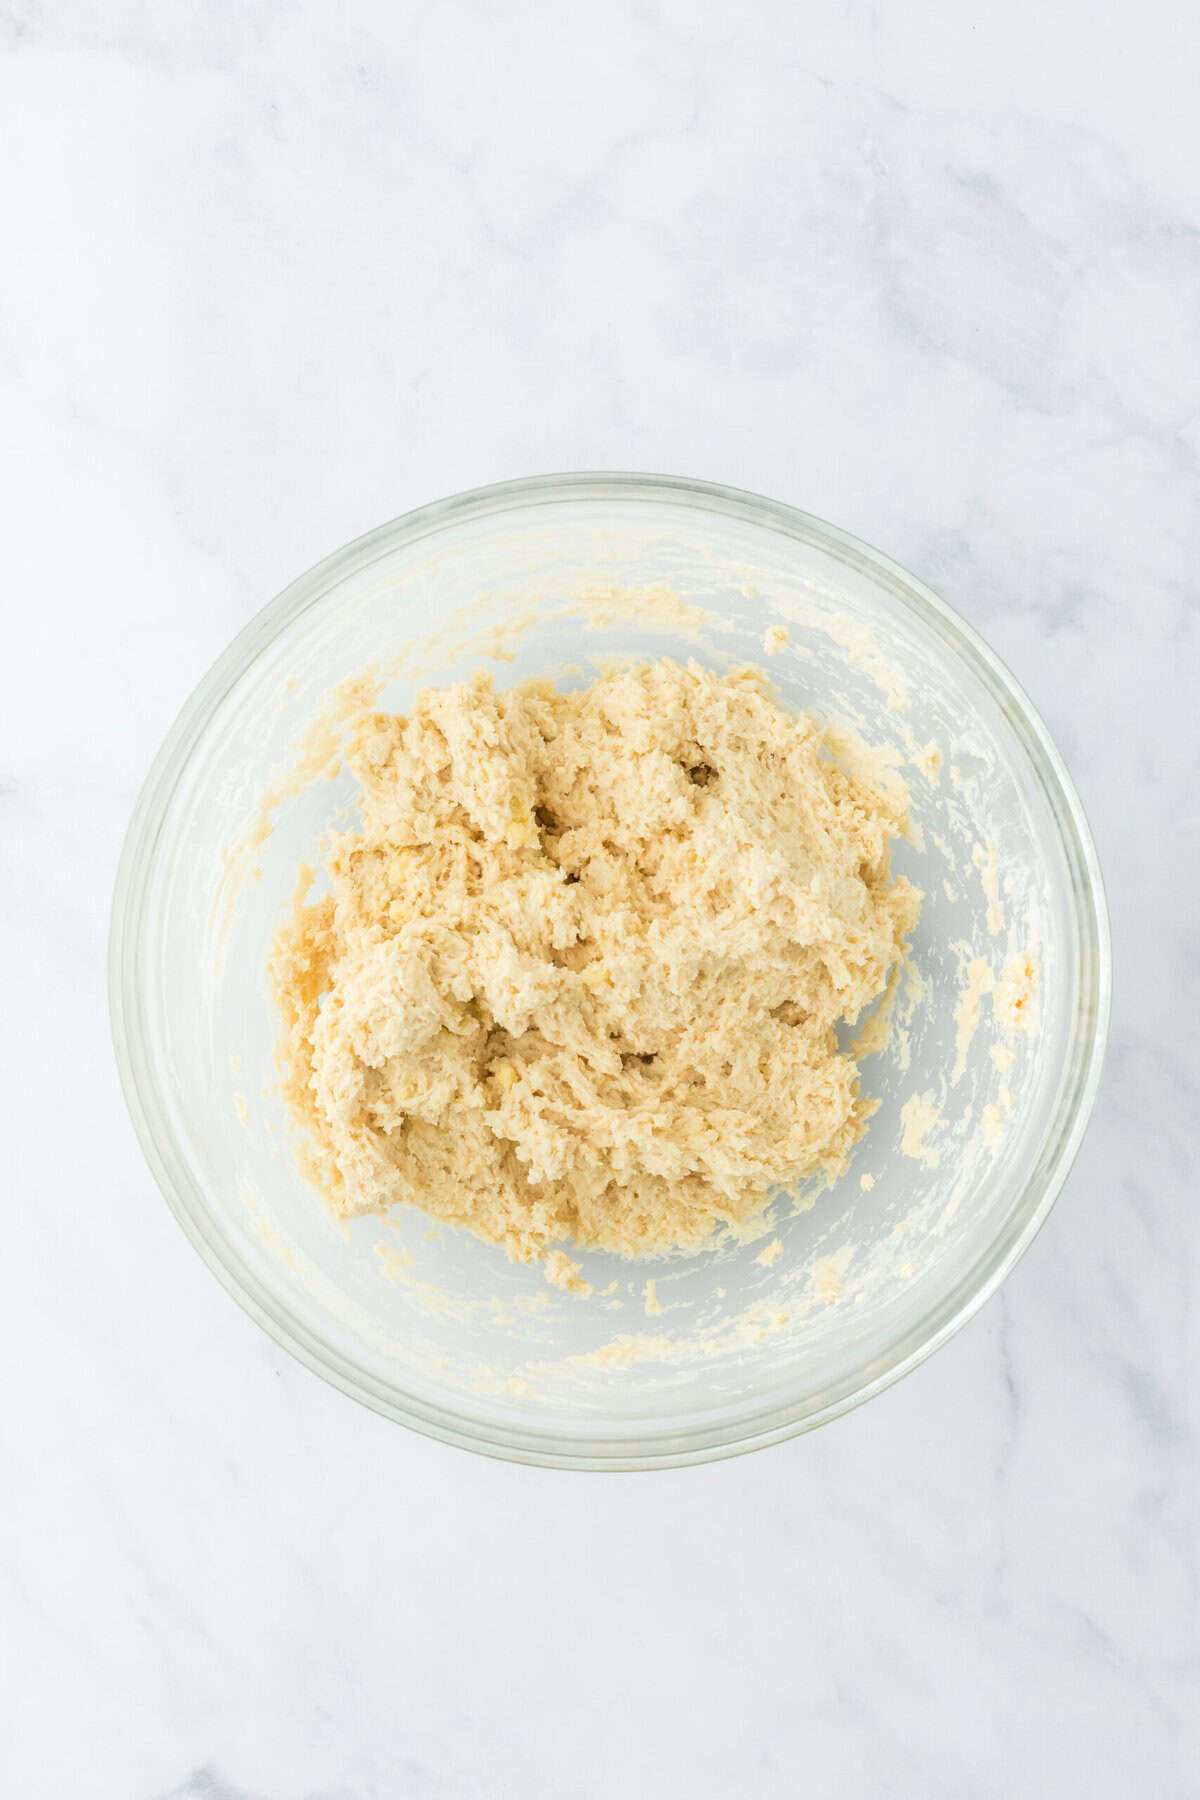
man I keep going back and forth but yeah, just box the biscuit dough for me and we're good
[270,660,920,1262]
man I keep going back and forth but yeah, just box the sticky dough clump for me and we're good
[270,660,921,1262]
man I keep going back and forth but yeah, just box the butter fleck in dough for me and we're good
[270,660,921,1263]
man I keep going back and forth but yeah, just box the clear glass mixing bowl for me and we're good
[110,474,1109,1469]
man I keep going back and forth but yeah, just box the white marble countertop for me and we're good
[4,4,1198,1795]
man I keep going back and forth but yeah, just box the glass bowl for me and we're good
[110,474,1109,1469]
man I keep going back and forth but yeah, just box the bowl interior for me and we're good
[116,480,1106,1465]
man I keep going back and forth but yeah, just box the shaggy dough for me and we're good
[270,660,920,1262]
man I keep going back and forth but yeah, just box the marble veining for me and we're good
[2,3,1197,1795]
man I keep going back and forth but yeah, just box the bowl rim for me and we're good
[109,470,1111,1471]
